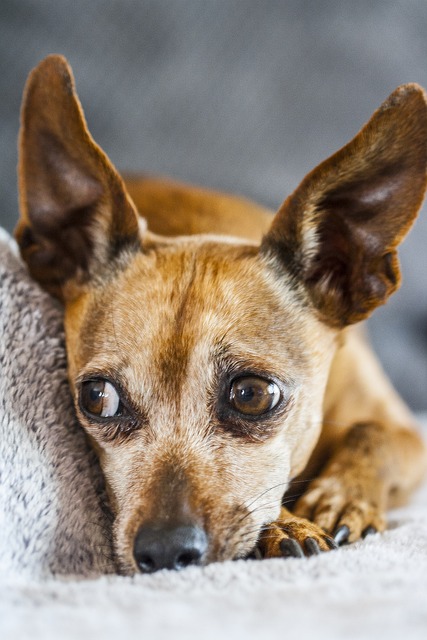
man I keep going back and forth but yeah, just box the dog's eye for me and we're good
[80,379,122,418]
[229,376,281,416]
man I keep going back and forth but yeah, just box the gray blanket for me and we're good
[0,229,114,578]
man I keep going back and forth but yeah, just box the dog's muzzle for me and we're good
[133,524,208,573]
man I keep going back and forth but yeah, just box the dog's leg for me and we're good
[292,330,427,544]
[293,421,426,544]
[259,419,425,556]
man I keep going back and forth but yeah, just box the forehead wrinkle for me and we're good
[69,288,124,374]
[155,251,200,401]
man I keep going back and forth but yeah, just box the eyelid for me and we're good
[76,369,125,388]
[219,355,298,390]
[227,369,295,396]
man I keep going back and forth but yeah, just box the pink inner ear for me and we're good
[318,165,403,216]
[314,163,414,255]
[301,175,409,327]
[16,55,141,300]
[25,130,104,227]
[356,181,401,207]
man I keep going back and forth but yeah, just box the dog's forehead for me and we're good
[111,239,296,321]
[71,237,316,383]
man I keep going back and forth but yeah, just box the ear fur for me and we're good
[261,84,427,327]
[15,55,140,300]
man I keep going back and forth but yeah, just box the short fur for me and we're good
[15,55,427,572]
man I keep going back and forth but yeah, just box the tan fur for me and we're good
[15,55,427,572]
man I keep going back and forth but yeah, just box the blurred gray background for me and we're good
[0,0,426,410]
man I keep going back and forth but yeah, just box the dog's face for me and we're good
[16,56,427,572]
[64,234,336,571]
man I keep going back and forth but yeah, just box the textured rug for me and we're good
[1,227,426,640]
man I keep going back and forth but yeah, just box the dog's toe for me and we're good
[294,480,387,545]
[257,512,337,559]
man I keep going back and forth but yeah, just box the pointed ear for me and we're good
[261,84,427,327]
[15,55,140,300]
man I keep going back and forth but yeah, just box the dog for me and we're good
[14,55,427,573]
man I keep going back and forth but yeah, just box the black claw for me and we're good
[280,538,304,558]
[333,525,350,546]
[362,526,377,539]
[304,537,321,556]
[325,536,339,550]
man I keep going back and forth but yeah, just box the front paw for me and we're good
[257,513,337,559]
[293,477,386,545]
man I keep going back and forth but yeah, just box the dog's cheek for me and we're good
[286,396,326,478]
[97,443,140,507]
[96,444,151,573]
[200,436,293,560]
[282,329,338,478]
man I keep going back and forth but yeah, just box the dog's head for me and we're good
[15,56,427,573]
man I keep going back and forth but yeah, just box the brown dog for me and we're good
[15,55,427,573]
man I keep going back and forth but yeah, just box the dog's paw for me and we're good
[257,511,337,559]
[293,477,387,545]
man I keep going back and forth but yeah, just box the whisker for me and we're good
[238,481,290,518]
[282,493,307,505]
[236,489,308,531]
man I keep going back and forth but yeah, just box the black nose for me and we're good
[133,524,208,573]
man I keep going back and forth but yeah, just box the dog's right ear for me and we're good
[261,84,427,327]
[15,55,140,301]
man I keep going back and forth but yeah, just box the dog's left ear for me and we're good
[15,55,140,301]
[261,84,427,327]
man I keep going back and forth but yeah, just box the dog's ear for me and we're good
[15,55,140,300]
[261,84,427,327]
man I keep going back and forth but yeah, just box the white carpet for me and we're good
[2,480,427,640]
[1,227,427,640]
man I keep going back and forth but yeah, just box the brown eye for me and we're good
[80,379,121,418]
[229,376,281,416]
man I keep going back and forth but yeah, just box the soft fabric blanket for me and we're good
[1,227,426,640]
[0,228,114,578]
